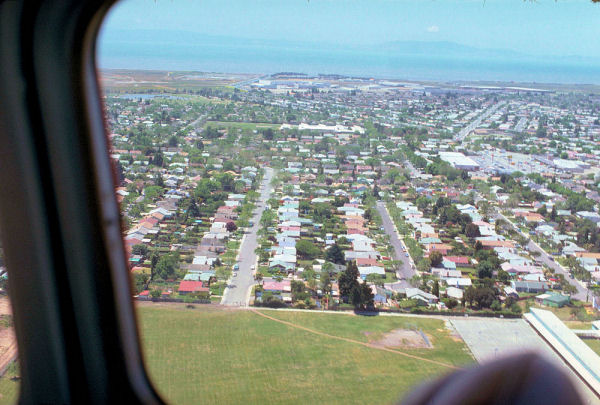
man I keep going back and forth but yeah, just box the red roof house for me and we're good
[178,281,209,295]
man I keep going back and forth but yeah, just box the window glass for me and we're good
[95,1,600,403]
[6,0,600,403]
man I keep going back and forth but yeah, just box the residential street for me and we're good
[494,212,589,301]
[454,101,505,142]
[221,167,274,306]
[376,201,415,290]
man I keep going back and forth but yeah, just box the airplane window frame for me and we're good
[0,0,162,402]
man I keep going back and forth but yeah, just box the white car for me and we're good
[250,265,256,270]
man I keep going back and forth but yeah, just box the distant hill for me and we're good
[379,40,526,59]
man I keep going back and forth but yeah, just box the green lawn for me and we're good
[137,304,473,404]
[583,339,600,356]
[0,362,19,404]
[203,121,280,130]
[384,271,398,283]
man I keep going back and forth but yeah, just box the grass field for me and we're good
[203,121,280,130]
[0,305,474,404]
[0,362,19,404]
[583,339,600,356]
[137,304,473,404]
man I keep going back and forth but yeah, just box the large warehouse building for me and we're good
[439,151,480,171]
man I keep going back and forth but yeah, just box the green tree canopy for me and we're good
[325,243,345,265]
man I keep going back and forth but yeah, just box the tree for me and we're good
[154,173,165,188]
[537,205,547,216]
[291,280,308,302]
[262,128,274,140]
[429,251,443,267]
[349,281,374,310]
[416,196,429,211]
[149,289,161,299]
[473,286,496,309]
[477,260,495,279]
[550,205,557,221]
[465,223,481,238]
[338,261,360,300]
[464,286,476,307]
[299,200,311,214]
[144,185,163,201]
[185,198,200,220]
[149,251,159,281]
[350,285,363,307]
[432,280,440,298]
[445,297,458,309]
[168,135,178,147]
[510,303,522,314]
[359,281,374,309]
[497,269,510,283]
[325,243,345,265]
[260,209,276,228]
[320,270,332,295]
[296,239,320,260]
[133,273,149,294]
[417,258,431,273]
[366,274,385,287]
[155,254,178,280]
[131,244,149,257]
[226,221,238,232]
[153,151,164,167]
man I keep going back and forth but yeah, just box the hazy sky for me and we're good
[101,0,600,58]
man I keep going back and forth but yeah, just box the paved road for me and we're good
[376,201,415,290]
[494,212,589,301]
[514,116,528,132]
[455,101,505,142]
[403,160,420,178]
[221,167,274,306]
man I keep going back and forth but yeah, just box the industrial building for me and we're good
[439,151,480,171]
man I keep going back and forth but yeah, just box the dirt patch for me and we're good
[0,297,11,316]
[135,301,234,312]
[370,329,433,349]
[444,320,465,343]
[0,328,14,355]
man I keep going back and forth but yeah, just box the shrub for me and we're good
[149,289,162,299]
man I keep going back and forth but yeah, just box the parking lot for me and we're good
[451,318,598,404]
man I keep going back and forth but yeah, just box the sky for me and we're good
[100,0,600,58]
